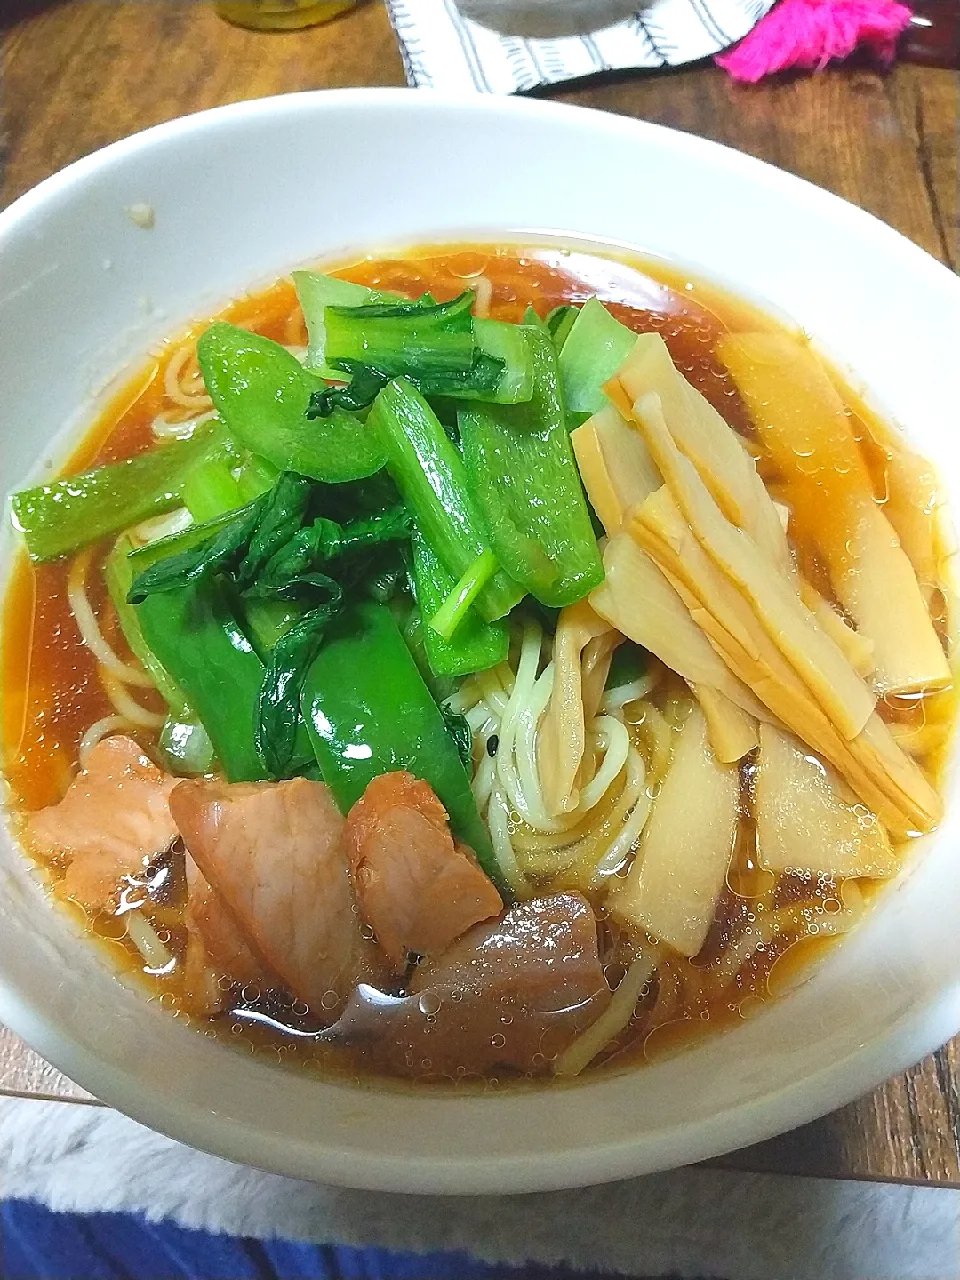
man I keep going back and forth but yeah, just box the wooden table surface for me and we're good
[2,0,958,1186]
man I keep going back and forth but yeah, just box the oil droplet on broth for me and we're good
[417,991,442,1016]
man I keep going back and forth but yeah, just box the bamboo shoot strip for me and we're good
[589,533,769,724]
[606,337,873,674]
[629,486,941,837]
[628,392,876,742]
[611,702,740,957]
[537,600,615,818]
[755,723,898,878]
[571,403,662,537]
[719,332,949,695]
[611,332,790,573]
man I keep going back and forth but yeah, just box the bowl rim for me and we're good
[2,86,960,1194]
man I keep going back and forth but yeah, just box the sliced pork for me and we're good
[344,771,503,973]
[330,892,612,1078]
[181,856,271,1017]
[169,776,387,1023]
[25,735,177,913]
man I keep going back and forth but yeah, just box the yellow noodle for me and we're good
[102,671,166,728]
[554,947,659,1077]
[125,909,175,971]
[150,407,217,440]
[163,343,213,410]
[472,275,494,318]
[67,548,155,688]
[78,715,137,764]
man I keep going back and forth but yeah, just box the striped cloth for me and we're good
[385,0,775,91]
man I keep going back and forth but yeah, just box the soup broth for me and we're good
[2,244,955,1086]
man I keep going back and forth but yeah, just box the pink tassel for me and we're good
[716,0,914,82]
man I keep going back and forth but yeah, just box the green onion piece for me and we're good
[428,548,498,641]
[558,297,638,415]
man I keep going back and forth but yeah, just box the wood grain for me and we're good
[2,0,959,1185]
[0,1026,96,1104]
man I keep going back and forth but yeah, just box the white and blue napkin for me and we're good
[385,0,775,92]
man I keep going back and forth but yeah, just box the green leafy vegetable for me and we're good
[128,472,320,603]
[197,323,386,484]
[293,270,395,376]
[180,438,279,524]
[127,499,263,603]
[256,597,342,779]
[254,503,412,596]
[605,641,648,689]
[106,533,215,776]
[180,444,244,524]
[558,297,637,415]
[458,326,604,608]
[157,717,215,776]
[440,703,474,771]
[301,601,506,893]
[297,271,533,404]
[324,292,514,401]
[306,364,391,418]
[10,423,224,563]
[545,304,580,348]
[367,378,523,622]
[105,534,192,717]
[236,472,315,589]
[325,292,477,375]
[133,564,267,784]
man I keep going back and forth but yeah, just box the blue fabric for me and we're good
[0,1200,636,1280]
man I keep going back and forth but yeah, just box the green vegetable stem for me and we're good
[410,530,508,678]
[458,326,604,608]
[11,424,224,563]
[367,378,523,623]
[126,532,267,783]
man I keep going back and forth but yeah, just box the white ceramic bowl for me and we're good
[2,89,960,1194]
